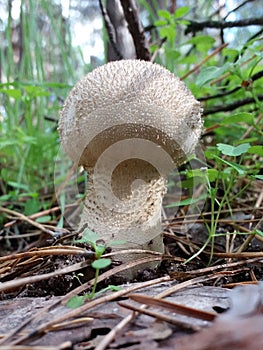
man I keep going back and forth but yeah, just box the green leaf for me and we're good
[158,9,171,19]
[236,138,258,144]
[189,35,214,45]
[248,47,263,59]
[255,175,263,180]
[213,155,246,175]
[107,285,122,291]
[180,177,204,188]
[184,168,219,184]
[74,229,99,244]
[0,89,22,99]
[196,63,231,86]
[205,148,220,160]
[217,143,250,156]
[207,169,219,182]
[57,216,64,229]
[95,244,106,258]
[187,168,218,180]
[24,198,41,215]
[154,19,168,26]
[41,81,72,88]
[23,85,50,97]
[159,27,177,43]
[92,258,111,270]
[0,139,19,149]
[166,193,207,208]
[8,181,29,191]
[222,113,254,125]
[248,146,263,156]
[174,6,189,18]
[178,19,190,25]
[94,284,122,297]
[255,229,263,237]
[36,215,52,223]
[66,295,85,309]
[0,194,11,201]
[222,48,239,61]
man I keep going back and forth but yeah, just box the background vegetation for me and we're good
[0,0,262,248]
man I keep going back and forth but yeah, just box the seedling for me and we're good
[67,229,123,308]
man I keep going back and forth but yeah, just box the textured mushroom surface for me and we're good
[59,59,202,278]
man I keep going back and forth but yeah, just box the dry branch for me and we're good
[120,0,151,60]
[185,17,263,34]
[203,94,263,115]
[98,0,123,59]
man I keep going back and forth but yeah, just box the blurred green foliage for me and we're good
[0,0,262,227]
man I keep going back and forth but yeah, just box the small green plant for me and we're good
[0,81,69,215]
[72,272,84,286]
[66,229,123,308]
[153,7,190,72]
[206,142,260,262]
[168,141,262,264]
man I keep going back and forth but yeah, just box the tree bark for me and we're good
[103,0,136,61]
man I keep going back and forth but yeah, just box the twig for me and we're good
[151,37,166,62]
[163,206,263,224]
[210,47,263,85]
[203,95,263,115]
[212,251,263,258]
[8,275,170,346]
[0,245,87,262]
[170,257,263,278]
[237,202,263,253]
[241,113,263,140]
[198,87,240,101]
[120,0,151,60]
[0,206,56,236]
[181,43,228,80]
[95,311,136,350]
[3,205,68,228]
[63,255,163,301]
[98,0,123,59]
[128,293,217,321]
[117,301,202,330]
[185,17,263,34]
[94,273,229,350]
[224,0,256,20]
[0,260,90,292]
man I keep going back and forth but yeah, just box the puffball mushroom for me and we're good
[59,59,202,278]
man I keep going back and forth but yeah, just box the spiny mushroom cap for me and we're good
[58,60,202,275]
[59,59,202,169]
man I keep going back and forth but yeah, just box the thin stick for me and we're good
[0,260,90,292]
[0,246,87,262]
[94,273,227,350]
[0,206,55,236]
[8,275,170,346]
[128,293,217,321]
[210,47,263,85]
[118,301,202,330]
[181,43,228,80]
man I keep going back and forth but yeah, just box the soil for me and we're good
[0,211,263,349]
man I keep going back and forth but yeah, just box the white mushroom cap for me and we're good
[59,60,202,169]
[58,60,202,278]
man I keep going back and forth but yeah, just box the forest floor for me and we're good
[0,199,263,350]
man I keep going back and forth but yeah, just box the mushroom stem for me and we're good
[80,161,165,276]
[82,164,165,240]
